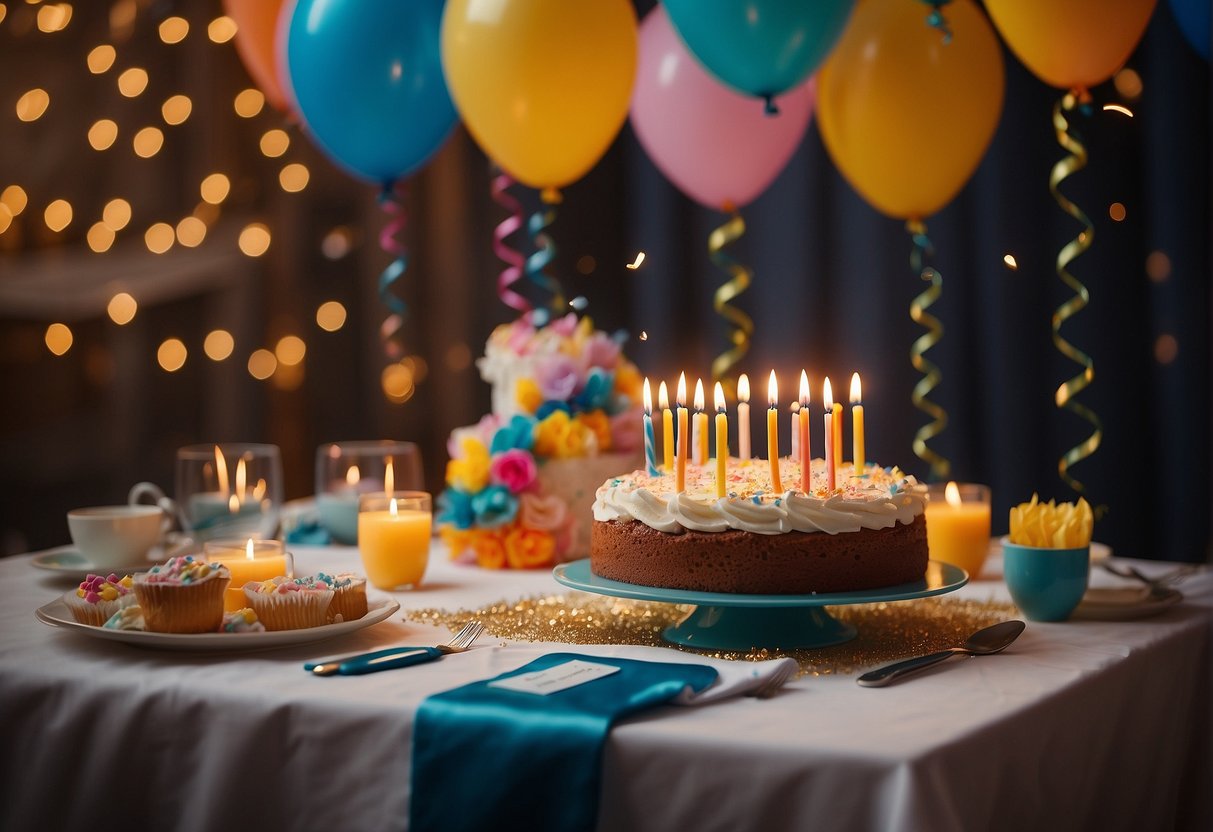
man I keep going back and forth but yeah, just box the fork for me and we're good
[307,621,484,677]
[1100,562,1195,594]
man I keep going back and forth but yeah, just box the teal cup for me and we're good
[1002,538,1090,621]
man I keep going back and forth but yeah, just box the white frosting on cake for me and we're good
[593,458,926,536]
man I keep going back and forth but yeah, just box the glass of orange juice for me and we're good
[357,491,431,590]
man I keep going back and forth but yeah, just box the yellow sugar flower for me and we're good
[576,410,611,452]
[613,361,642,400]
[446,437,490,492]
[533,410,571,458]
[515,378,543,414]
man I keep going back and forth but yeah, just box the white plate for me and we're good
[35,597,401,652]
[31,548,163,582]
[1071,587,1183,621]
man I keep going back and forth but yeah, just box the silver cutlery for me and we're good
[306,620,484,677]
[857,620,1026,687]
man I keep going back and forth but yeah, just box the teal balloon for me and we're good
[1169,0,1210,60]
[663,0,855,105]
[286,0,458,183]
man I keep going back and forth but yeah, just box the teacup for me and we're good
[67,505,170,570]
[1002,537,1090,622]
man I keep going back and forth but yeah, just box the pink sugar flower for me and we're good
[581,332,621,372]
[535,355,580,402]
[609,406,643,453]
[519,492,568,533]
[490,449,538,494]
[548,313,579,337]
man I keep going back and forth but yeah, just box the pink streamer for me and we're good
[491,171,531,315]
[378,180,409,360]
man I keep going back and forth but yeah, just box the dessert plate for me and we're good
[35,597,401,652]
[1071,586,1183,621]
[31,548,161,582]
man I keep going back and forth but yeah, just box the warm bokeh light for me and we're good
[0,5,8,26]
[87,44,116,74]
[1146,251,1171,283]
[144,222,174,254]
[0,204,11,235]
[278,163,309,193]
[271,363,305,392]
[1108,202,1126,222]
[110,0,136,35]
[275,335,306,366]
[158,16,188,44]
[1003,254,1018,270]
[86,221,115,252]
[37,3,72,33]
[176,216,206,247]
[1,185,28,216]
[247,348,277,380]
[259,128,289,157]
[315,300,347,332]
[199,173,230,204]
[207,16,237,43]
[107,292,137,325]
[45,323,73,356]
[117,67,149,98]
[444,342,472,371]
[402,354,428,384]
[16,88,50,122]
[233,88,264,118]
[204,329,234,361]
[238,223,271,257]
[157,338,187,372]
[1114,68,1143,101]
[88,118,118,151]
[381,362,416,404]
[102,198,131,230]
[44,199,72,232]
[132,126,164,158]
[1154,333,1179,365]
[321,227,353,260]
[161,94,191,125]
[575,255,596,275]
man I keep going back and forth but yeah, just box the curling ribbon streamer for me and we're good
[1049,90,1102,494]
[524,188,566,325]
[377,180,409,360]
[707,207,754,396]
[907,219,951,480]
[490,170,531,315]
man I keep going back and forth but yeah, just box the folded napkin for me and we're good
[284,520,331,546]
[409,651,797,832]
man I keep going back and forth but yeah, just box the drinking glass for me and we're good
[315,441,424,544]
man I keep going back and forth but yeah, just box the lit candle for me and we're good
[384,458,395,494]
[850,372,865,476]
[737,373,751,463]
[643,378,660,476]
[676,372,689,493]
[714,381,728,498]
[924,481,992,578]
[358,494,431,590]
[824,377,836,492]
[693,378,708,466]
[789,401,800,460]
[205,538,290,612]
[660,381,674,472]
[799,370,811,493]
[767,370,782,494]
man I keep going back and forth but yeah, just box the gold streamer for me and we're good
[708,208,754,397]
[1049,91,1102,495]
[907,219,951,479]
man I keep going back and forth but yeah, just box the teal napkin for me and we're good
[409,653,718,832]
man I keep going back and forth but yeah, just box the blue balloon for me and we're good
[663,0,855,108]
[1169,0,1210,60]
[287,0,458,183]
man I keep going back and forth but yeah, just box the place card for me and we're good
[488,659,621,696]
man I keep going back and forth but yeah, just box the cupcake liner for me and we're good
[62,591,137,627]
[243,586,334,631]
[134,576,230,633]
[327,579,368,624]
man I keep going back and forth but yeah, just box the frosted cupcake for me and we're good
[133,556,230,633]
[319,572,368,624]
[221,608,266,633]
[104,605,146,631]
[63,573,137,626]
[243,575,335,631]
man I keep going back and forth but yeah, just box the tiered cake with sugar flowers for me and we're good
[438,314,643,568]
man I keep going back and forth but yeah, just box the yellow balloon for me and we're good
[986,0,1156,92]
[442,0,637,192]
[817,0,1004,221]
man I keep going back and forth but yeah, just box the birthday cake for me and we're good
[591,459,928,594]
[438,314,643,568]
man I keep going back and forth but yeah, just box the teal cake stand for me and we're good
[553,560,968,651]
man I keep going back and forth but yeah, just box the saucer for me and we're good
[31,547,160,582]
[1071,586,1183,621]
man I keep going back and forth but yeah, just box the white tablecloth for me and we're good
[2,545,1210,832]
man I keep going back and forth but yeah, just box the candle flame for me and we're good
[253,479,266,500]
[235,457,247,499]
[1003,254,1018,270]
[790,401,799,413]
[737,373,750,403]
[676,372,687,407]
[228,494,240,513]
[799,370,810,407]
[945,481,962,507]
[714,381,725,413]
[850,372,862,404]
[823,376,833,411]
[767,370,778,409]
[658,380,670,410]
[693,378,705,412]
[389,497,398,516]
[245,538,255,561]
[346,465,360,486]
[214,446,229,494]
[643,377,653,415]
[384,458,394,495]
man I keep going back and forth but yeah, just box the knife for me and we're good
[305,646,443,676]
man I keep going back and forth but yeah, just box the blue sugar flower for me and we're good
[437,488,475,530]
[471,485,519,529]
[535,400,571,421]
[573,368,614,413]
[490,414,536,454]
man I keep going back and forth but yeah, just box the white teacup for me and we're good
[67,505,169,570]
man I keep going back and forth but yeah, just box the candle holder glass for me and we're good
[316,441,424,545]
[357,491,432,591]
[924,483,992,579]
[204,538,294,612]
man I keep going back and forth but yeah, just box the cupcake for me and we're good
[221,608,266,633]
[318,572,368,624]
[63,573,137,626]
[133,556,230,634]
[104,605,146,631]
[243,575,335,631]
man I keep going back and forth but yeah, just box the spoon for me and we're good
[856,620,1026,687]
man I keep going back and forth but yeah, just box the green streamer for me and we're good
[907,219,950,480]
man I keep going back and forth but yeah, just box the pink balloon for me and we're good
[630,6,815,211]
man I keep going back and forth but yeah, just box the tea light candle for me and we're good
[767,370,782,494]
[737,373,751,463]
[823,377,836,492]
[692,378,708,466]
[676,373,689,493]
[659,381,674,472]
[850,372,865,476]
[924,481,992,578]
[714,382,728,498]
[205,538,290,612]
[358,494,431,590]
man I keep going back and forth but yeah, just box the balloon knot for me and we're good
[540,187,563,205]
[762,95,779,116]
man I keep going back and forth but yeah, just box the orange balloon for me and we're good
[985,0,1157,91]
[817,0,1004,220]
[224,0,290,112]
